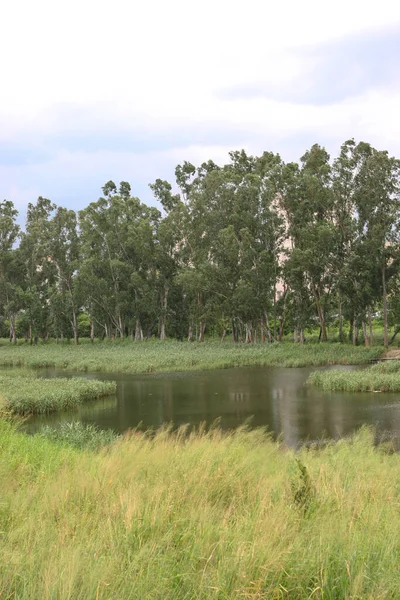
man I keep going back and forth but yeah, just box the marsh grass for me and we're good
[308,360,400,392]
[0,340,382,374]
[0,375,116,414]
[38,421,119,450]
[1,421,400,598]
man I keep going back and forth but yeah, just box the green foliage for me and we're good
[0,374,116,414]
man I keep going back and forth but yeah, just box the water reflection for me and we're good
[23,365,400,447]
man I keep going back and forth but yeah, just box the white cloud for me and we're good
[1,0,400,210]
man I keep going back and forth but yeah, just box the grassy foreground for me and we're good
[0,340,382,373]
[1,421,400,599]
[308,360,400,392]
[0,373,116,414]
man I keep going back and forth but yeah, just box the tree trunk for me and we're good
[245,322,252,344]
[348,318,354,343]
[382,264,388,348]
[260,315,266,343]
[264,311,273,342]
[134,319,143,341]
[352,319,359,346]
[9,316,17,344]
[338,298,344,343]
[160,287,169,341]
[368,309,374,345]
[312,284,327,342]
[72,309,79,345]
[300,329,305,344]
[232,319,238,343]
[362,321,370,347]
[198,320,206,342]
[90,321,95,343]
[293,326,299,343]
[187,325,193,342]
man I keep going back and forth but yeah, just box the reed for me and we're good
[0,374,116,414]
[0,339,382,374]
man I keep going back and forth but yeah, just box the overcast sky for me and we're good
[1,0,400,218]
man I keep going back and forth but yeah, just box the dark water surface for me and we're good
[24,365,400,447]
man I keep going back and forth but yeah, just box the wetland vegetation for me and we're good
[1,420,400,599]
[0,372,116,414]
[0,339,382,374]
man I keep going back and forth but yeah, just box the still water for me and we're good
[25,365,400,447]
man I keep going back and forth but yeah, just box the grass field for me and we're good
[0,373,116,414]
[0,420,400,599]
[0,339,383,374]
[307,359,400,392]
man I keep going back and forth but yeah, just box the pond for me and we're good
[24,364,400,447]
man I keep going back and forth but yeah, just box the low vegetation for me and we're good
[0,421,400,599]
[0,339,382,374]
[38,421,119,450]
[308,360,400,392]
[0,373,116,414]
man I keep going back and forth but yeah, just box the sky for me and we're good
[1,0,400,220]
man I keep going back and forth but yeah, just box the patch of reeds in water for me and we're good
[0,374,116,414]
[307,363,400,392]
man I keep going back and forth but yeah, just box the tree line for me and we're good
[1,139,400,346]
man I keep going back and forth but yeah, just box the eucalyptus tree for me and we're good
[280,145,337,341]
[46,207,81,344]
[79,181,161,340]
[352,143,400,347]
[19,197,56,342]
[0,201,21,342]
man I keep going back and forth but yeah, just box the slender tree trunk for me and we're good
[72,309,79,345]
[348,317,354,343]
[245,322,252,343]
[90,321,95,343]
[160,287,169,341]
[220,329,226,342]
[382,264,388,348]
[338,297,344,343]
[300,329,305,344]
[368,309,374,345]
[362,321,370,347]
[198,320,206,342]
[264,311,273,342]
[231,319,238,343]
[187,325,193,342]
[9,316,17,344]
[135,319,143,341]
[294,326,299,343]
[312,285,328,342]
[353,318,359,346]
[260,315,266,343]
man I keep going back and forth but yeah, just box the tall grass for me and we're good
[0,340,383,374]
[0,374,116,414]
[308,362,400,392]
[1,421,400,598]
